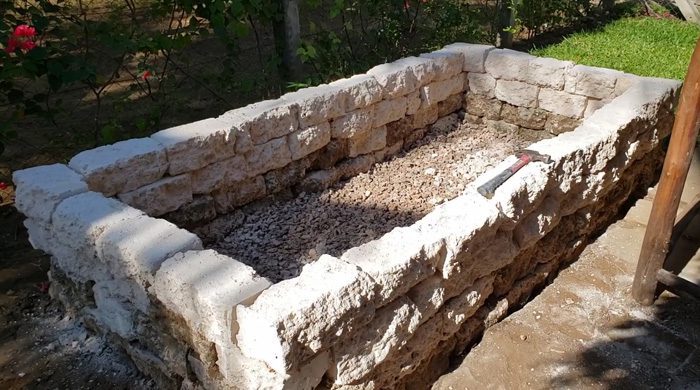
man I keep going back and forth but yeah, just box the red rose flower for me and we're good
[5,24,36,53]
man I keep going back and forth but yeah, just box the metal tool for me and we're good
[477,149,552,199]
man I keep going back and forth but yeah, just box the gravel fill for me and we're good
[202,115,546,282]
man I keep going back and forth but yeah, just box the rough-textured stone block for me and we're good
[413,192,502,278]
[288,122,331,160]
[495,79,539,108]
[190,155,249,194]
[52,191,144,253]
[310,139,348,170]
[118,174,193,217]
[348,125,387,157]
[246,137,292,176]
[151,118,236,175]
[331,106,375,139]
[342,226,445,306]
[420,50,464,81]
[264,158,310,194]
[513,195,562,248]
[212,176,267,213]
[442,43,494,73]
[367,56,435,98]
[485,49,534,81]
[23,218,53,253]
[538,88,587,118]
[492,163,551,226]
[484,119,519,133]
[545,114,581,135]
[13,164,88,222]
[465,94,502,120]
[163,195,217,227]
[373,96,407,127]
[584,98,607,118]
[152,250,270,346]
[332,296,422,384]
[236,255,376,373]
[69,138,168,196]
[224,99,299,145]
[296,169,338,193]
[420,75,464,107]
[528,57,571,90]
[386,118,412,146]
[329,74,384,111]
[283,84,347,128]
[468,72,497,99]
[500,104,548,130]
[406,90,422,115]
[97,215,202,290]
[438,93,464,117]
[411,104,439,129]
[565,65,620,99]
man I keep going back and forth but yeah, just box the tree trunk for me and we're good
[273,0,303,81]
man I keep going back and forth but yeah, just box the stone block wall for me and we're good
[12,42,679,390]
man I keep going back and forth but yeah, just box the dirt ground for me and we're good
[205,115,546,282]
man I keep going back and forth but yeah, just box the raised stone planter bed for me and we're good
[13,43,678,389]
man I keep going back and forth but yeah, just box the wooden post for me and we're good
[497,0,518,48]
[631,38,700,305]
[273,0,302,80]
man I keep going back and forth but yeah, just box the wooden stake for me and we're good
[631,38,700,305]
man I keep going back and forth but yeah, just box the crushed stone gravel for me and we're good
[202,115,546,282]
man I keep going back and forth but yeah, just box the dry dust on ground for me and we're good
[205,115,546,282]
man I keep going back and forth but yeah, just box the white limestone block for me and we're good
[484,49,534,81]
[406,90,422,115]
[584,98,608,118]
[367,56,435,98]
[420,75,465,107]
[349,125,387,157]
[283,84,347,128]
[331,106,375,139]
[52,191,145,253]
[96,215,202,289]
[69,138,167,196]
[151,118,236,175]
[13,163,88,222]
[236,255,376,373]
[373,96,407,127]
[420,49,464,80]
[495,79,539,108]
[91,279,138,338]
[223,99,299,145]
[190,155,249,194]
[216,345,330,390]
[538,88,588,118]
[288,121,331,160]
[329,74,384,111]
[118,174,192,217]
[468,72,497,99]
[491,163,552,227]
[212,175,267,213]
[23,218,53,253]
[245,137,292,176]
[565,64,621,99]
[152,250,270,346]
[513,196,562,248]
[406,275,448,320]
[332,296,422,384]
[341,226,444,306]
[413,191,502,279]
[528,57,572,90]
[442,43,495,73]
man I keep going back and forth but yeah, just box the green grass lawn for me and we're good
[531,17,700,80]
